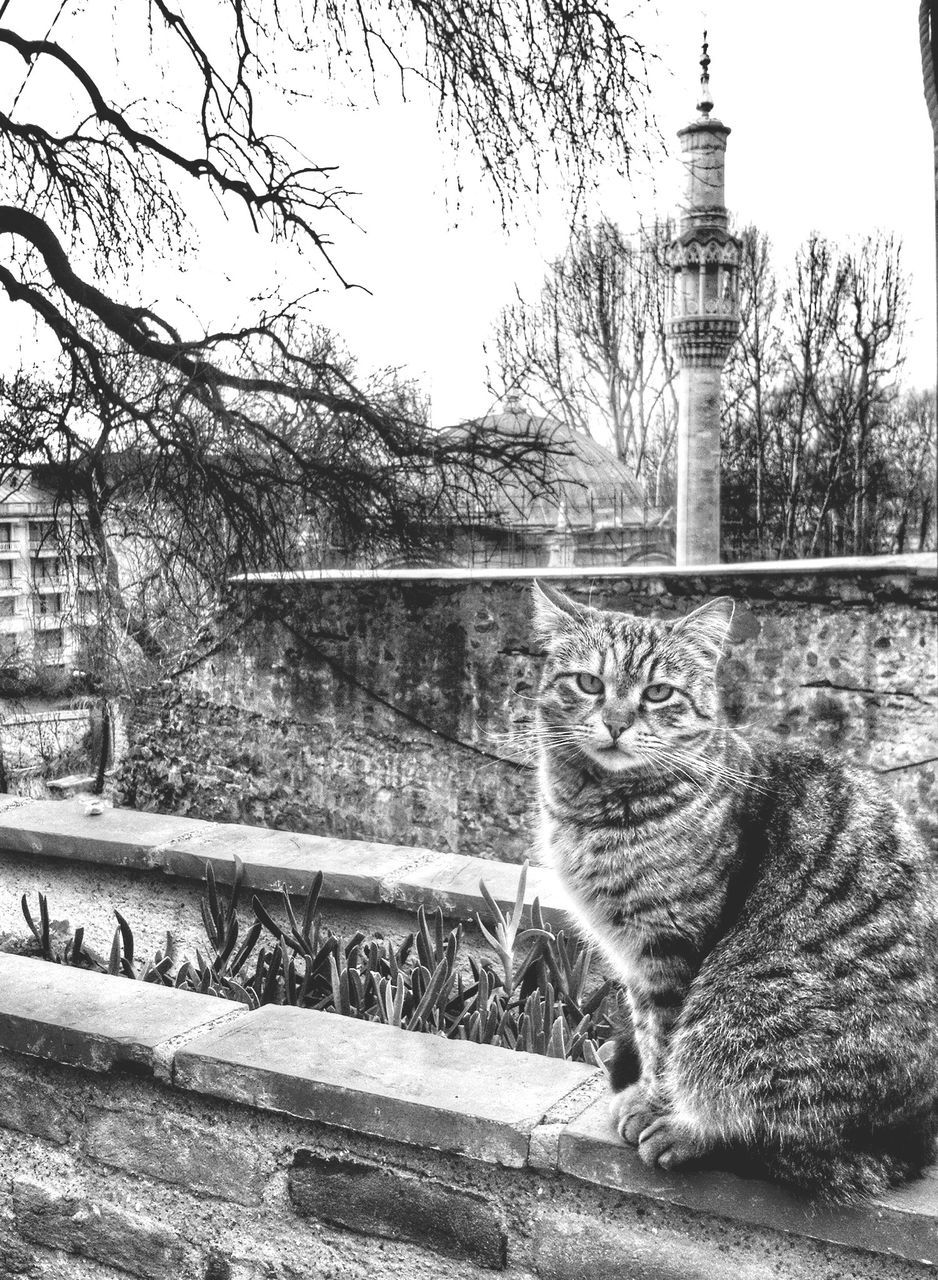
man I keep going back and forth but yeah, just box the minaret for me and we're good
[666,35,740,565]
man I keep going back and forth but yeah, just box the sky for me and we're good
[307,1,935,423]
[1,1,934,427]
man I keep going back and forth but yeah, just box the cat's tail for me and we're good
[764,1115,938,1204]
[766,1146,919,1203]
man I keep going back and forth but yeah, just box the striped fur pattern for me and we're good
[532,581,938,1201]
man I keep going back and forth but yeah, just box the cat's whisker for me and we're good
[653,741,772,799]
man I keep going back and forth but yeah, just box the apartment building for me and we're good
[0,471,97,672]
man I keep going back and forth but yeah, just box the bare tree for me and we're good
[780,233,907,558]
[0,2,658,798]
[721,226,782,552]
[770,234,846,557]
[490,217,677,493]
[721,229,923,560]
[0,2,651,378]
[830,234,908,554]
[879,389,937,553]
[0,1,654,667]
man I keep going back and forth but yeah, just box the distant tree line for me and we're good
[492,222,936,560]
[722,229,934,559]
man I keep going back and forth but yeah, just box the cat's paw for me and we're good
[610,1082,664,1145]
[637,1114,711,1170]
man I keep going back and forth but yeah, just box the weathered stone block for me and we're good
[84,1105,268,1204]
[156,822,428,905]
[0,798,209,867]
[174,1003,597,1166]
[0,1224,36,1276]
[0,951,246,1075]
[557,1097,938,1269]
[533,1215,777,1280]
[0,1069,76,1144]
[0,797,574,929]
[289,1150,507,1268]
[387,852,566,928]
[528,1122,566,1170]
[12,1177,186,1279]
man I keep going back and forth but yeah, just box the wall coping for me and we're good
[231,551,937,586]
[0,795,572,929]
[0,709,89,727]
[0,950,936,1270]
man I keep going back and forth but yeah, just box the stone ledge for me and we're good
[232,552,937,585]
[0,951,936,1270]
[46,773,98,796]
[0,951,246,1077]
[0,952,597,1171]
[172,1002,596,1168]
[558,1098,938,1270]
[0,795,571,928]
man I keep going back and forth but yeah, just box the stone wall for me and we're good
[0,796,552,981]
[116,561,938,861]
[1,948,935,1279]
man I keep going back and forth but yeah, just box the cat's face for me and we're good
[532,583,733,777]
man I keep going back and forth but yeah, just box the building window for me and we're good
[37,593,63,616]
[0,597,14,618]
[28,520,58,551]
[77,554,101,578]
[35,629,63,657]
[0,561,13,584]
[0,522,14,549]
[31,557,62,582]
[75,588,99,616]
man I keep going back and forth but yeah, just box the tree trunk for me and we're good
[93,698,110,796]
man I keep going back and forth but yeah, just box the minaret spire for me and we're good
[664,34,741,565]
[697,31,713,118]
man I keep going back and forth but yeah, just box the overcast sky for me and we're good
[344,1,935,424]
[2,1,934,427]
[302,1,935,424]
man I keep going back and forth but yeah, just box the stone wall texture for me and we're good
[0,941,934,1280]
[4,1045,930,1280]
[115,566,938,861]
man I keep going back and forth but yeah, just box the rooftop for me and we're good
[459,400,659,531]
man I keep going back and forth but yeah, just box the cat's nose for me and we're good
[603,711,635,741]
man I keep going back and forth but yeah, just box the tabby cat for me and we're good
[532,581,938,1201]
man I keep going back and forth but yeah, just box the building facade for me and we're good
[0,472,96,673]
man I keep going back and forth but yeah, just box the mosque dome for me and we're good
[462,396,651,530]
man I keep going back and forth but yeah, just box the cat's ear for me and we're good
[671,596,735,658]
[531,581,586,643]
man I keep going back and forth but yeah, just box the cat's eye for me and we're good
[643,682,674,703]
[575,672,604,695]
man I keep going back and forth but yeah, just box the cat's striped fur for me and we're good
[532,582,938,1201]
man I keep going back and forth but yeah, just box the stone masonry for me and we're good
[114,564,938,862]
[0,950,935,1279]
